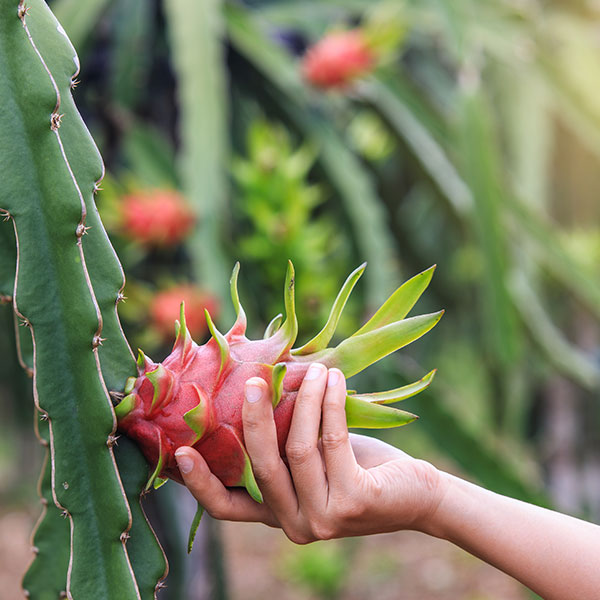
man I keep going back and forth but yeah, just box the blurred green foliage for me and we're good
[278,541,352,600]
[2,0,599,597]
[231,119,354,336]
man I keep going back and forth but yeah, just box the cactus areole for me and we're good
[116,262,443,501]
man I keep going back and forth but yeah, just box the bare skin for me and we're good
[174,363,600,600]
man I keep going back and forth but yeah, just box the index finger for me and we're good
[175,446,278,526]
[285,363,329,512]
[321,369,359,493]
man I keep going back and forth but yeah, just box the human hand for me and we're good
[174,363,446,543]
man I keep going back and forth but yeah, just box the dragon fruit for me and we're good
[302,30,375,89]
[115,262,442,503]
[121,188,195,247]
[150,284,220,342]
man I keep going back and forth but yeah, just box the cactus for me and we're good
[0,1,166,598]
[22,413,71,600]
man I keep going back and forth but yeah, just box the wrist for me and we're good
[416,469,455,538]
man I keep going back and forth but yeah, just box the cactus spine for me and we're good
[0,1,166,598]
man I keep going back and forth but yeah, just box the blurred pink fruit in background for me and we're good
[302,30,374,89]
[121,189,195,247]
[150,285,220,341]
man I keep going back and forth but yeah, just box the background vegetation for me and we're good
[1,0,598,598]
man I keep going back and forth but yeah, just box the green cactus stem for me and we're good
[0,1,165,597]
[21,412,71,600]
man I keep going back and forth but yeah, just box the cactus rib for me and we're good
[1,2,165,597]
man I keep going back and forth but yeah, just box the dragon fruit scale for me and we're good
[115,262,443,504]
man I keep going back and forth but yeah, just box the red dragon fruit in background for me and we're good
[151,285,220,341]
[121,188,195,247]
[302,30,375,89]
[116,262,442,510]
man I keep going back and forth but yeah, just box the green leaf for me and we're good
[109,0,153,110]
[205,309,230,375]
[457,87,521,366]
[227,261,248,338]
[364,76,472,216]
[121,123,178,188]
[350,369,436,404]
[293,263,365,355]
[187,502,205,554]
[271,363,287,408]
[352,265,436,337]
[509,271,600,390]
[114,394,137,420]
[146,364,175,413]
[52,0,113,52]
[229,262,243,317]
[269,261,298,356]
[183,384,210,443]
[145,437,166,492]
[305,311,444,377]
[345,395,418,429]
[173,302,193,363]
[235,441,263,503]
[263,313,283,339]
[505,195,600,321]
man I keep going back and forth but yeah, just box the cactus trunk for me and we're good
[0,1,166,597]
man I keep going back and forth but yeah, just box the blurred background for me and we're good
[1,0,599,598]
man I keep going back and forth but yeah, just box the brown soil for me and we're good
[0,510,36,599]
[221,521,530,600]
[2,510,531,600]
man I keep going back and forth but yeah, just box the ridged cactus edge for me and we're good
[0,1,166,598]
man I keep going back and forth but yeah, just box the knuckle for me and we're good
[285,440,316,464]
[250,460,278,485]
[284,528,314,545]
[242,413,263,434]
[310,521,336,541]
[205,495,237,522]
[206,505,226,521]
[321,430,348,450]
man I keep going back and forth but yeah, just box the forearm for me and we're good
[424,473,600,600]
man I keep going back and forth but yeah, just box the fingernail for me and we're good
[245,384,263,403]
[175,450,193,474]
[305,363,324,381]
[327,369,340,387]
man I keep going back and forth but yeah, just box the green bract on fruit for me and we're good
[115,262,443,503]
[150,284,220,342]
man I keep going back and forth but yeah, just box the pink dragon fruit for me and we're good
[150,285,220,342]
[116,262,442,503]
[121,188,195,247]
[302,30,375,89]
